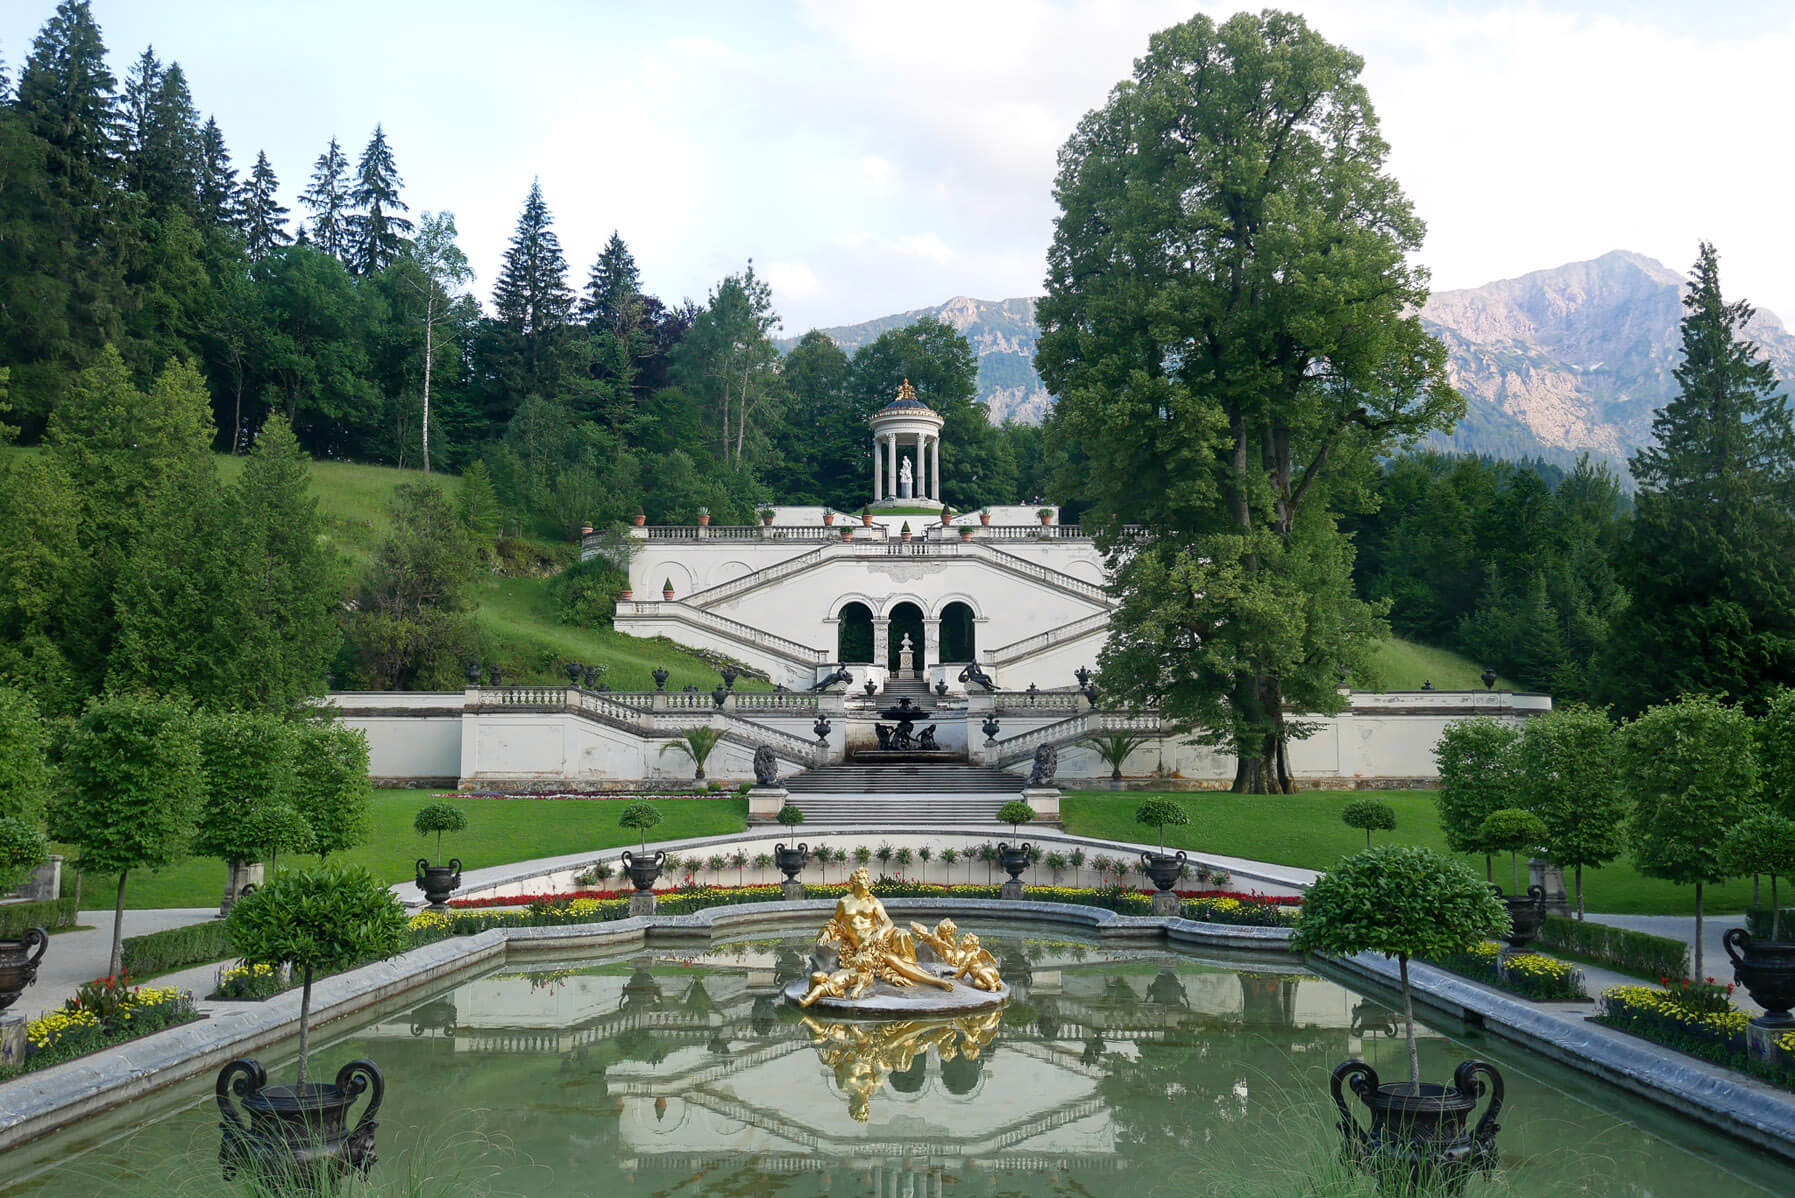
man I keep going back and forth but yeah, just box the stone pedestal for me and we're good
[747,787,789,820]
[1745,1019,1794,1062]
[7,855,61,902]
[781,880,806,901]
[0,1016,23,1071]
[1020,787,1062,822]
[1529,858,1570,917]
[628,892,657,917]
[1152,892,1181,916]
[1000,879,1025,900]
[219,860,265,916]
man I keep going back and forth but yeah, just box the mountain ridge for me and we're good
[782,251,1795,465]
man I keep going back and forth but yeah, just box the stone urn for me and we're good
[773,842,809,883]
[406,998,457,1039]
[1140,850,1187,893]
[216,1058,384,1185]
[414,858,462,910]
[621,848,666,892]
[0,927,48,1013]
[981,716,1000,743]
[1331,1059,1503,1192]
[997,842,1032,883]
[1494,884,1547,950]
[1724,928,1795,1028]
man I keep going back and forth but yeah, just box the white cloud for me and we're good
[764,260,825,300]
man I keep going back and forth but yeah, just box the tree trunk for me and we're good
[1399,952,1420,1092]
[421,295,435,473]
[1484,854,1492,884]
[1773,874,1782,941]
[108,870,128,980]
[296,965,314,1086]
[1693,882,1704,980]
[1576,864,1584,920]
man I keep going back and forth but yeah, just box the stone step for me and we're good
[787,797,1017,825]
[783,762,1023,794]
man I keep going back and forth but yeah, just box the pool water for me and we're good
[2,935,1788,1195]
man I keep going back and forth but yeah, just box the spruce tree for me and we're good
[1608,243,1795,713]
[300,136,351,261]
[237,150,289,261]
[196,116,237,228]
[145,62,201,215]
[491,179,575,397]
[119,45,163,195]
[347,124,412,275]
[583,231,641,329]
[17,2,119,199]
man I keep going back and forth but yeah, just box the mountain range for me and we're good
[789,251,1795,467]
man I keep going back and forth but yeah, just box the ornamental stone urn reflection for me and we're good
[0,927,48,1013]
[216,1057,383,1185]
[1331,1058,1504,1193]
[1723,928,1795,1028]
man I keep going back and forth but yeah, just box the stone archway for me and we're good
[886,601,925,678]
[837,601,874,664]
[939,601,976,665]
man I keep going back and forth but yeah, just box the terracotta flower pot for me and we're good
[697,513,710,527]
[862,512,873,526]
[842,529,854,541]
[633,513,646,527]
[823,513,835,526]
[960,528,973,541]
[663,587,674,600]
[979,512,991,526]
[619,588,633,601]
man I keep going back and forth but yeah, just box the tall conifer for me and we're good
[491,180,574,398]
[237,150,289,261]
[196,116,237,228]
[300,137,351,261]
[347,124,411,275]
[583,231,641,329]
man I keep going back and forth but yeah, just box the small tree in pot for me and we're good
[412,803,467,908]
[773,804,809,883]
[1478,808,1547,898]
[1134,798,1190,891]
[995,801,1036,882]
[1295,845,1508,1183]
[660,726,725,781]
[618,802,667,890]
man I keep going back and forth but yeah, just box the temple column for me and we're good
[922,618,941,673]
[887,434,899,500]
[930,435,940,501]
[916,432,926,499]
[873,434,882,503]
[872,619,890,673]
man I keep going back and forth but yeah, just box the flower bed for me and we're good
[1433,941,1587,1001]
[2,974,197,1079]
[1595,979,1795,1091]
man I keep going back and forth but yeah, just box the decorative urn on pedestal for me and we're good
[217,1058,384,1185]
[1496,884,1547,950]
[774,842,810,883]
[1331,1059,1504,1191]
[1724,929,1795,1028]
[0,927,48,1013]
[1140,850,1187,894]
[621,849,666,893]
[996,842,1032,883]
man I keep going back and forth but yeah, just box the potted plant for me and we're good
[620,586,633,601]
[995,801,1036,882]
[633,509,646,527]
[1343,799,1398,850]
[941,508,953,526]
[1721,812,1795,1028]
[861,505,873,527]
[1037,507,1053,526]
[1478,808,1549,949]
[412,803,467,909]
[759,508,776,526]
[0,815,50,1009]
[1295,845,1509,1189]
[618,803,665,891]
[662,577,674,600]
[900,521,912,543]
[660,726,724,780]
[219,865,407,1183]
[774,806,809,883]
[823,510,836,526]
[842,526,854,541]
[979,508,991,526]
[959,525,974,542]
[1134,798,1190,891]
[696,506,710,527]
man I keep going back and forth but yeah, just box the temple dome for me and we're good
[872,380,940,420]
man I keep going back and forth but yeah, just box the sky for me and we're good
[5,0,1794,333]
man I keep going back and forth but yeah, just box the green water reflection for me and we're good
[1,936,1787,1195]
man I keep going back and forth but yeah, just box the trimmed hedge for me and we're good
[1744,908,1795,940]
[0,897,77,939]
[119,920,235,978]
[1537,915,1688,981]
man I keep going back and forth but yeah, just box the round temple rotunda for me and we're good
[868,380,945,507]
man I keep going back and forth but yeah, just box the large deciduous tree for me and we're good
[1515,704,1625,918]
[1036,11,1457,792]
[674,262,782,466]
[1606,244,1795,716]
[399,211,473,472]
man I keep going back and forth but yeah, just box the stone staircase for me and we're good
[783,795,1017,825]
[782,761,1021,795]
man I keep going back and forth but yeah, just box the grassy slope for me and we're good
[1359,639,1514,691]
[1061,790,1751,917]
[77,791,748,909]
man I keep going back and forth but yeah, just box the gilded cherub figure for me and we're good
[950,932,1004,993]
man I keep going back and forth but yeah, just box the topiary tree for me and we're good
[1759,687,1795,820]
[1516,704,1626,919]
[1434,719,1521,881]
[1295,845,1508,1091]
[659,726,725,780]
[1134,798,1189,854]
[1084,731,1152,781]
[1479,808,1549,896]
[0,685,52,828]
[49,693,205,978]
[1721,813,1795,941]
[227,866,408,1085]
[0,816,49,894]
[413,803,467,865]
[619,802,663,851]
[1341,799,1396,850]
[242,802,314,880]
[291,724,373,860]
[997,800,1037,837]
[1623,694,1760,978]
[775,803,805,828]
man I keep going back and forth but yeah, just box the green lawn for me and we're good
[72,791,747,910]
[1061,790,1753,917]
[1357,638,1514,691]
[212,453,464,568]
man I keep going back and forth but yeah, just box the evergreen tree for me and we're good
[346,124,411,275]
[17,2,119,204]
[196,116,237,227]
[300,136,351,261]
[119,54,200,215]
[490,179,575,398]
[1608,244,1795,714]
[237,149,289,261]
[119,45,163,195]
[583,231,641,329]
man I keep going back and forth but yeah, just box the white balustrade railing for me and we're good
[469,686,819,763]
[987,611,1113,666]
[733,692,820,711]
[613,600,828,665]
[681,545,831,608]
[993,689,1082,712]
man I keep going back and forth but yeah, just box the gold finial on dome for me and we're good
[896,379,918,403]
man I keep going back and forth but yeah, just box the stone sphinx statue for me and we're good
[1029,743,1058,787]
[753,745,779,787]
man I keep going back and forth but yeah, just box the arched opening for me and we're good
[939,601,976,664]
[886,601,925,677]
[837,602,874,663]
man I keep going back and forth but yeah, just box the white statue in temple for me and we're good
[899,457,913,499]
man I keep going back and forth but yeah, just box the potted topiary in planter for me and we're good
[219,865,408,1185]
[412,803,467,910]
[1295,845,1509,1190]
[861,505,873,527]
[662,577,675,600]
[1343,799,1397,850]
[1479,808,1549,949]
[1037,507,1053,526]
[995,801,1036,885]
[1134,798,1190,892]
[959,525,974,542]
[1721,812,1795,1028]
[759,508,776,526]
[823,510,836,526]
[774,805,809,887]
[633,509,646,527]
[900,521,912,543]
[0,816,49,1012]
[979,508,991,526]
[619,802,666,891]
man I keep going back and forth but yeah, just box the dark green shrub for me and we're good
[1340,799,1396,849]
[120,920,236,977]
[0,897,76,938]
[549,554,627,627]
[1537,915,1689,980]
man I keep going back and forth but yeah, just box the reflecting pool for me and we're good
[2,935,1787,1195]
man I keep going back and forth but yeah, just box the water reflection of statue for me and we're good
[899,457,913,498]
[801,1012,1001,1122]
[799,868,953,1006]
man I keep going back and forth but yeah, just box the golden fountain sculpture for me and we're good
[801,1009,1002,1122]
[786,867,1008,1015]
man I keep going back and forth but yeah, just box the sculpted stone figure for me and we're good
[798,868,953,1007]
[753,745,778,787]
[958,662,995,692]
[917,724,938,751]
[874,723,892,750]
[1029,743,1058,787]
